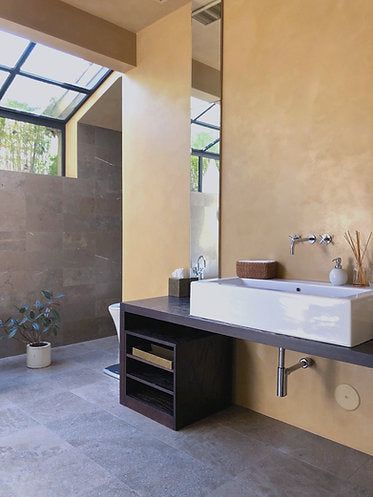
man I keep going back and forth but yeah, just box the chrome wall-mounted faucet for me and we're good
[289,233,333,255]
[289,234,316,255]
[192,255,207,280]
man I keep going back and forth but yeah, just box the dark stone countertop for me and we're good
[122,296,373,369]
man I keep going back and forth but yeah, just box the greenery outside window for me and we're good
[0,29,111,176]
[191,96,220,192]
[0,116,62,175]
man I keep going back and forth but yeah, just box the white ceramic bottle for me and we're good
[329,257,348,286]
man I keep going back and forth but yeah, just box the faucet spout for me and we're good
[193,255,207,280]
[289,234,301,256]
[288,233,317,255]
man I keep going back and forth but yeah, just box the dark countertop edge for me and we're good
[121,297,373,369]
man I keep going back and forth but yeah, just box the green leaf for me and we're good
[41,290,52,300]
[8,327,18,338]
[32,322,40,332]
[51,308,61,321]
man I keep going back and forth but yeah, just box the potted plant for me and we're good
[0,290,64,368]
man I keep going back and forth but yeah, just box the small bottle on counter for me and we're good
[329,257,348,286]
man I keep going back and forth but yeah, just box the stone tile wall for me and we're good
[0,124,122,358]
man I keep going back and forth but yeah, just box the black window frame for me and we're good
[0,107,66,175]
[191,101,220,193]
[0,39,112,176]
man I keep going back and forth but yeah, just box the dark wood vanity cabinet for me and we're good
[120,295,373,430]
[120,310,232,430]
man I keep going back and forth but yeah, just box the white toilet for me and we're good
[104,303,121,379]
[108,303,121,341]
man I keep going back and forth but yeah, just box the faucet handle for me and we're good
[289,234,302,241]
[319,233,333,245]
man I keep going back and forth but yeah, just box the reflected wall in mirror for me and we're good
[190,0,222,279]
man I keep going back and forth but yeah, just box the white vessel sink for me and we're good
[190,278,373,347]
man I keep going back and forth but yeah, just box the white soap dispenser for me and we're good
[329,257,348,286]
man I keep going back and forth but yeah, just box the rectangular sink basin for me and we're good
[190,278,373,347]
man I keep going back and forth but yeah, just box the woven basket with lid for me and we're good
[236,260,278,279]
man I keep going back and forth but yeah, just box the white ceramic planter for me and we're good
[26,342,51,368]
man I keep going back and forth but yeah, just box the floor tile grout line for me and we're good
[346,458,370,482]
[204,420,373,490]
[42,403,235,497]
[67,368,373,493]
[3,337,372,497]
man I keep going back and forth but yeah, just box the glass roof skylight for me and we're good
[0,29,111,122]
[0,31,29,68]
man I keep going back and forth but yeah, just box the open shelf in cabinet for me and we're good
[121,311,232,430]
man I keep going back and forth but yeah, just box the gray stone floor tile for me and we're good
[77,479,140,497]
[0,337,371,497]
[0,480,17,497]
[155,419,274,476]
[0,354,31,381]
[275,428,372,479]
[47,410,227,497]
[53,337,115,358]
[0,405,38,437]
[2,375,64,406]
[76,349,119,370]
[46,410,137,446]
[236,450,370,497]
[52,366,107,390]
[88,336,118,351]
[18,390,98,424]
[212,406,302,449]
[71,375,120,412]
[349,458,373,494]
[6,448,112,497]
[113,438,227,497]
[0,425,71,477]
[213,406,372,480]
[205,477,271,497]
[207,451,346,497]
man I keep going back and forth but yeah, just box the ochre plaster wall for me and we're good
[122,5,191,301]
[222,0,373,455]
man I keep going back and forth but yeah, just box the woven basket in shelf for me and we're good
[236,260,278,279]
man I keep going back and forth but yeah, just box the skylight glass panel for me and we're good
[22,45,109,89]
[0,31,29,68]
[0,70,9,89]
[0,75,85,119]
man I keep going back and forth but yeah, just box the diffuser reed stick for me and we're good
[344,230,372,286]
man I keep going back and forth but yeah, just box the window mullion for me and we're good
[17,70,90,94]
[0,42,35,100]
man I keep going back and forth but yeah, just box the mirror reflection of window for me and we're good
[190,96,220,194]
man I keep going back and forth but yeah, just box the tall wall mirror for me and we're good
[190,0,222,279]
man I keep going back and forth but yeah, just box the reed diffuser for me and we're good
[344,230,372,286]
